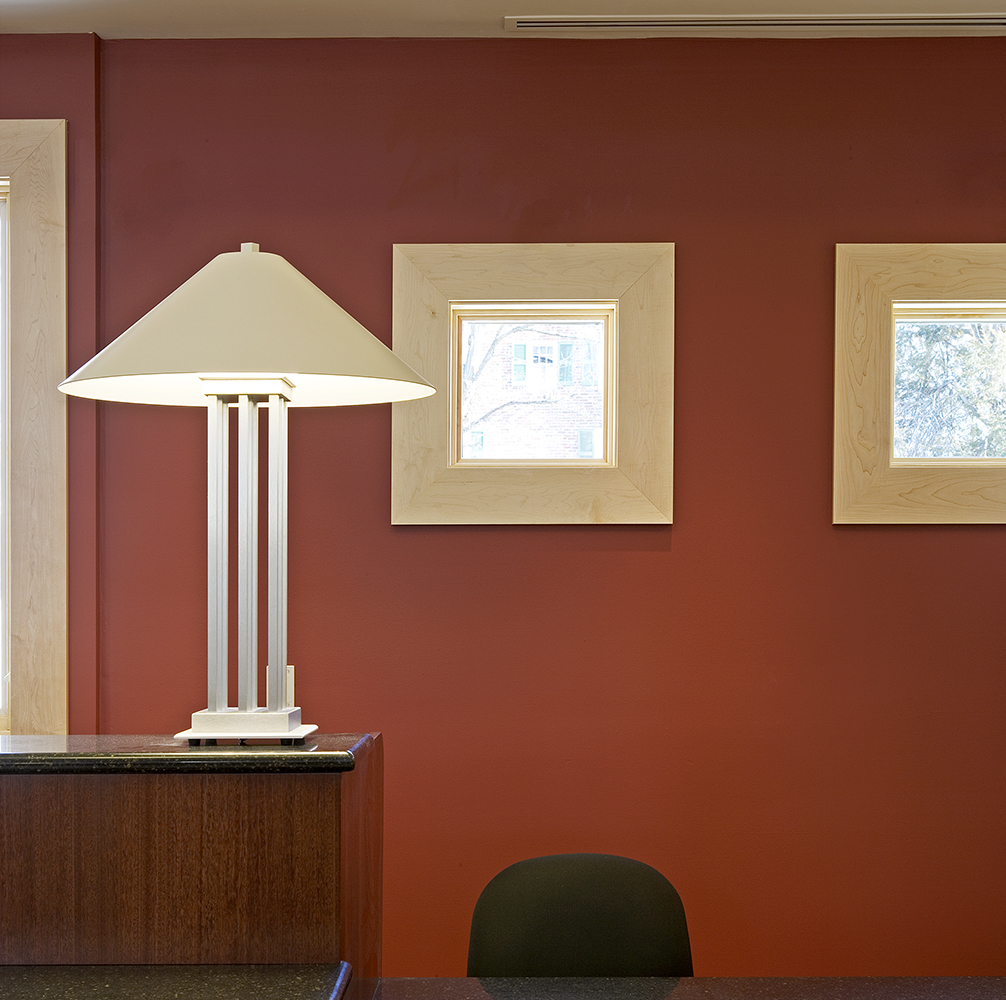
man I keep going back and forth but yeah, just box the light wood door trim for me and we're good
[1,120,68,733]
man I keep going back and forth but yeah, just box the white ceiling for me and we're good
[1,0,1004,39]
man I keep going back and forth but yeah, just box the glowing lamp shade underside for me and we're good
[59,246,435,407]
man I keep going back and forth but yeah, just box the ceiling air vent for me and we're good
[502,13,1006,36]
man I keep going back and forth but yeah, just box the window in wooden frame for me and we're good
[392,243,674,524]
[0,120,68,733]
[892,301,1006,462]
[451,302,615,466]
[835,243,1006,523]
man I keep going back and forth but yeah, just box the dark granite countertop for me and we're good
[0,975,1000,1000]
[0,964,355,1000]
[379,980,1006,1000]
[0,734,372,774]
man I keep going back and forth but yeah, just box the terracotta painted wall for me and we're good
[5,33,1006,977]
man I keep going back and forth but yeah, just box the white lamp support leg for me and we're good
[237,394,259,712]
[207,396,229,713]
[176,388,316,744]
[267,393,289,712]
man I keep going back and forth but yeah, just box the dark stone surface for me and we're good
[376,981,1006,1000]
[0,975,1002,1000]
[0,964,351,1000]
[0,734,368,773]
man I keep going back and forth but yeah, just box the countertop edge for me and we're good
[0,733,375,774]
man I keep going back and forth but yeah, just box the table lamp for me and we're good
[59,244,435,743]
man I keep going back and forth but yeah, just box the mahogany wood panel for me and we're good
[0,753,381,966]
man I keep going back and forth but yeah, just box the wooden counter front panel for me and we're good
[0,772,343,964]
[340,732,383,979]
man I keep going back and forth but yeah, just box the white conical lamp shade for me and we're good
[59,244,435,407]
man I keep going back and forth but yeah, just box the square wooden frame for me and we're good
[834,243,1006,523]
[391,243,674,524]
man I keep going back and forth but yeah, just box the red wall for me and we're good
[5,33,1006,977]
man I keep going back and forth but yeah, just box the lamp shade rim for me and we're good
[58,370,436,407]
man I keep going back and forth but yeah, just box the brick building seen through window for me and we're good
[458,316,608,461]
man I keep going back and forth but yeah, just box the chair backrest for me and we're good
[466,853,693,977]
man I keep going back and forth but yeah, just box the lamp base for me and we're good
[175,707,319,744]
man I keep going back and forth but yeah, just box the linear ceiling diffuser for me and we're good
[502,13,1006,37]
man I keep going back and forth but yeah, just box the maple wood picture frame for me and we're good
[391,243,674,524]
[834,243,1006,524]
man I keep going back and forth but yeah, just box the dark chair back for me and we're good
[467,853,693,977]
